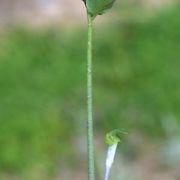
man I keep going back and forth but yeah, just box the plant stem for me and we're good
[87,13,95,180]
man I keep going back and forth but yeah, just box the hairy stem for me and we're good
[87,13,95,180]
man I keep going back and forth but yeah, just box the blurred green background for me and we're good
[0,1,180,179]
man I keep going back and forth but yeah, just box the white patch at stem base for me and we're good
[104,143,118,180]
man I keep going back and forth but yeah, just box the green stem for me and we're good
[87,13,95,180]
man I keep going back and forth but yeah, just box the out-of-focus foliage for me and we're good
[94,7,180,136]
[0,29,83,178]
[0,6,179,179]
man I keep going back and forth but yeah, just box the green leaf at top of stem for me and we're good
[105,129,128,145]
[82,0,116,18]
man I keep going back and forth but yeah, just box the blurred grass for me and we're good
[94,7,180,132]
[0,28,84,178]
[0,6,179,179]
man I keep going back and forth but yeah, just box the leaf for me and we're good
[82,0,116,17]
[105,129,128,145]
